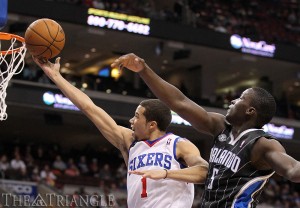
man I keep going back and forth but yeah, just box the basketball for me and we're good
[25,18,65,62]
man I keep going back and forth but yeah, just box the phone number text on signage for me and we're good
[87,9,150,36]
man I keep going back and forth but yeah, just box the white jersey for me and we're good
[127,133,194,208]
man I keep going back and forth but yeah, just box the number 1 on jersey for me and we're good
[141,177,148,198]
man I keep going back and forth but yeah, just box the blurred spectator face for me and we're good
[80,156,86,163]
[1,155,7,162]
[14,153,21,161]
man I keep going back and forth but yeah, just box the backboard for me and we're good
[0,0,8,30]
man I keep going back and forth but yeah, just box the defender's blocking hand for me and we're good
[111,53,146,73]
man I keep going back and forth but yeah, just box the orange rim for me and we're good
[0,32,25,55]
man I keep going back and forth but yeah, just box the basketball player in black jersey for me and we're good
[112,53,300,208]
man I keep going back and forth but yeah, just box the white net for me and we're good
[0,33,26,121]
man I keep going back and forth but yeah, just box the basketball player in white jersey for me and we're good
[32,56,208,208]
[112,53,300,208]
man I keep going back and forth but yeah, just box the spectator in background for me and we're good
[40,164,56,186]
[89,158,100,177]
[22,63,37,81]
[291,191,300,207]
[77,155,89,176]
[34,146,47,167]
[67,158,76,168]
[24,145,33,162]
[65,163,80,177]
[24,145,35,177]
[116,163,126,180]
[52,155,67,174]
[70,191,81,208]
[98,164,112,181]
[0,154,9,174]
[82,0,93,7]
[92,0,105,9]
[173,0,184,22]
[118,177,127,190]
[10,152,26,179]
[30,165,41,182]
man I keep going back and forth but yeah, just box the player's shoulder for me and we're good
[165,133,190,143]
[251,136,286,169]
[174,135,198,151]
[254,136,284,153]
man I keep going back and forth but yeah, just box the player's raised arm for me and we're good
[111,53,225,136]
[254,137,300,183]
[33,57,133,158]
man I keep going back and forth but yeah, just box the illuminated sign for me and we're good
[43,91,79,111]
[171,111,294,140]
[263,123,294,139]
[171,111,191,126]
[1,180,37,202]
[230,34,276,57]
[87,8,150,36]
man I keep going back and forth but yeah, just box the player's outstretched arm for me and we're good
[129,139,208,183]
[129,165,207,183]
[254,137,300,183]
[33,57,133,157]
[111,53,225,136]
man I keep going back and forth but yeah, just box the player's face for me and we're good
[129,105,151,141]
[225,89,254,124]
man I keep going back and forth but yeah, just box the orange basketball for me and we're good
[25,18,65,62]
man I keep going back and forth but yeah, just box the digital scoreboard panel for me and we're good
[87,8,150,36]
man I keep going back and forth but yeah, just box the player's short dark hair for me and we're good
[140,99,172,131]
[251,87,277,127]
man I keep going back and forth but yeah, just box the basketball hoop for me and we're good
[0,32,26,121]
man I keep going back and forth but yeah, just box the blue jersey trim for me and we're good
[144,132,171,147]
[173,137,187,169]
[233,180,264,207]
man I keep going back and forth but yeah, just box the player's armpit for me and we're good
[176,140,208,167]
[175,140,208,183]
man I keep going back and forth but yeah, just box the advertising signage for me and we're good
[230,34,276,58]
[43,91,79,111]
[263,123,294,139]
[171,111,294,139]
[87,8,150,36]
[1,180,38,203]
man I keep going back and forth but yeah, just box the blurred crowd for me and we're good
[1,141,300,207]
[186,0,300,46]
[258,175,300,208]
[0,142,128,207]
[46,0,300,46]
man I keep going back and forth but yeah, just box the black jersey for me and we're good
[200,124,275,208]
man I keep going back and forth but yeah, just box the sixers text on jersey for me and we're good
[129,152,172,171]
